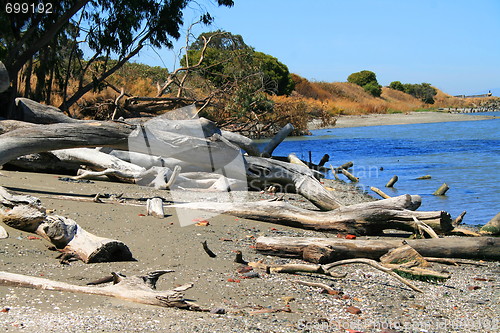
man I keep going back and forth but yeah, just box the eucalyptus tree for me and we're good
[0,0,234,113]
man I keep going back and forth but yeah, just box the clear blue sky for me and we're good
[135,0,500,96]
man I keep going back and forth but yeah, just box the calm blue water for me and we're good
[268,113,499,226]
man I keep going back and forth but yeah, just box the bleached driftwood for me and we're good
[0,225,7,238]
[246,156,341,210]
[255,236,500,262]
[260,123,294,157]
[322,258,423,292]
[146,197,165,218]
[0,116,240,168]
[0,270,203,310]
[0,186,133,263]
[14,98,81,124]
[220,130,260,156]
[171,194,451,236]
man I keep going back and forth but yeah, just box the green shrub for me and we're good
[363,81,382,97]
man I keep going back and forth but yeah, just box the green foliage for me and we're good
[403,82,437,104]
[184,31,294,96]
[389,81,405,92]
[189,30,248,51]
[363,81,382,97]
[347,70,378,87]
[113,61,169,82]
[347,70,381,97]
[1,0,234,108]
[253,52,294,96]
[389,79,438,104]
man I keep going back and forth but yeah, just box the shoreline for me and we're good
[308,111,498,130]
[0,170,498,332]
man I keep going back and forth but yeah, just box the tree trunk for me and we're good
[260,123,294,157]
[0,61,9,93]
[171,194,452,236]
[0,121,134,166]
[246,156,341,210]
[0,270,203,310]
[255,236,500,263]
[13,98,80,124]
[0,118,241,168]
[0,186,133,263]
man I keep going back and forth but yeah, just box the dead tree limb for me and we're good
[260,123,294,157]
[171,194,450,235]
[246,156,341,210]
[322,259,423,292]
[0,117,240,168]
[0,270,203,310]
[255,236,500,262]
[0,121,134,166]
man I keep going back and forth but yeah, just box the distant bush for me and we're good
[347,70,377,87]
[402,82,437,104]
[347,70,382,97]
[389,81,405,92]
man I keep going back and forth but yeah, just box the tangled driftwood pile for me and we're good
[0,97,498,311]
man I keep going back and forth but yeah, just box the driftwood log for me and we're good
[245,156,341,210]
[255,236,500,263]
[0,270,203,310]
[172,194,452,235]
[0,111,240,169]
[0,186,133,263]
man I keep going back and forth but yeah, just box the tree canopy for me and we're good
[184,31,294,96]
[0,0,234,110]
[347,70,382,97]
[389,80,437,104]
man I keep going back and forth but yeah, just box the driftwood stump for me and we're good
[0,186,133,263]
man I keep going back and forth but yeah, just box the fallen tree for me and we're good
[171,194,452,235]
[255,236,500,262]
[0,270,204,310]
[0,186,133,263]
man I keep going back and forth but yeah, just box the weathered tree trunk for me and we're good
[385,175,398,188]
[0,119,240,168]
[220,130,260,156]
[0,186,133,263]
[146,198,165,218]
[246,156,341,210]
[340,168,358,182]
[14,98,81,124]
[0,270,203,310]
[255,236,500,262]
[171,194,452,235]
[370,186,391,199]
[0,121,134,166]
[260,123,294,157]
[433,183,449,196]
[52,148,146,174]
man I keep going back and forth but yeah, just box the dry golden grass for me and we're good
[18,63,483,122]
[289,75,480,115]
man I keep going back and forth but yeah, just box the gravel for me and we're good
[0,170,498,333]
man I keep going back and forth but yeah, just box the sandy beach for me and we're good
[309,111,498,130]
[0,169,498,333]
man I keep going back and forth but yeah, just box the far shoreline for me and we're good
[308,111,498,130]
